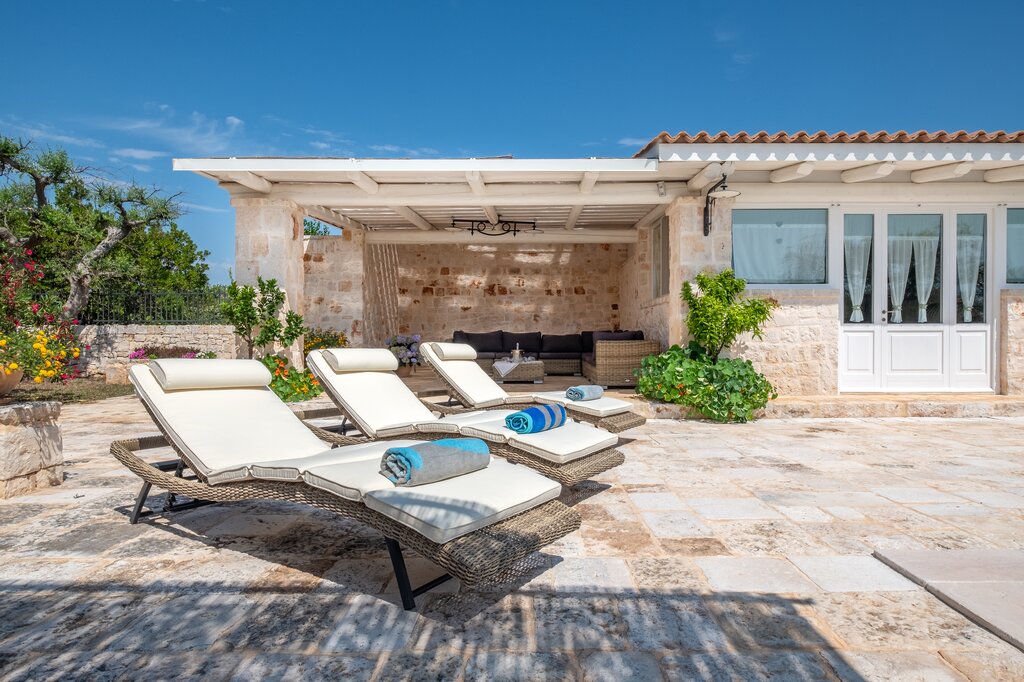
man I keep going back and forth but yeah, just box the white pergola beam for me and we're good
[304,205,366,231]
[686,162,735,192]
[390,205,435,230]
[367,228,637,245]
[769,161,815,183]
[579,171,599,193]
[221,171,272,193]
[910,161,974,183]
[259,181,690,208]
[984,165,1024,183]
[346,171,379,194]
[841,161,896,183]
[564,205,583,230]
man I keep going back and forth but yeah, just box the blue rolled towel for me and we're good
[566,385,604,401]
[505,404,567,434]
[380,438,490,486]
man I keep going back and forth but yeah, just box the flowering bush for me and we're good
[260,354,322,402]
[0,248,82,385]
[129,346,216,360]
[385,334,421,366]
[303,327,349,354]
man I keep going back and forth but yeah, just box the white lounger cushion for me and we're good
[423,343,508,407]
[460,419,618,464]
[529,391,632,418]
[363,459,561,544]
[150,358,272,391]
[308,350,437,437]
[129,363,330,484]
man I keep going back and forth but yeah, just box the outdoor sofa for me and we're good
[306,348,625,486]
[421,342,648,433]
[112,358,581,609]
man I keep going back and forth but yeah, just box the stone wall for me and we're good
[302,232,366,345]
[618,222,671,348]
[1000,290,1024,394]
[389,243,628,341]
[77,325,237,383]
[0,401,62,499]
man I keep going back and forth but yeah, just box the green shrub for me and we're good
[261,354,323,402]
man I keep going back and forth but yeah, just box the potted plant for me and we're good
[385,334,421,377]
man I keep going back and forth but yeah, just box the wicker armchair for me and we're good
[582,339,660,387]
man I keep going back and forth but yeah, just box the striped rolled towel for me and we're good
[504,404,568,434]
[380,438,491,486]
[566,385,604,401]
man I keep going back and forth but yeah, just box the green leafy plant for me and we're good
[303,327,349,354]
[682,269,777,361]
[261,354,322,402]
[636,269,779,423]
[221,276,306,359]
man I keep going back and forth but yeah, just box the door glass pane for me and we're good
[1009,209,1024,283]
[887,214,942,324]
[956,214,986,323]
[843,215,873,323]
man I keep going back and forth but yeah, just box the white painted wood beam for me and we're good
[840,162,896,183]
[564,205,583,230]
[304,205,366,231]
[769,161,815,183]
[346,171,379,194]
[270,181,689,207]
[390,205,435,230]
[910,161,974,183]
[367,228,637,245]
[686,161,735,191]
[579,171,599,193]
[221,171,272,193]
[984,165,1024,183]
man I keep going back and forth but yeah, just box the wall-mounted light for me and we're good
[703,174,741,236]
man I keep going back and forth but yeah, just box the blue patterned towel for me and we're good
[380,438,490,486]
[566,385,604,401]
[504,404,568,434]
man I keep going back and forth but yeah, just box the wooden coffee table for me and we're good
[492,359,545,384]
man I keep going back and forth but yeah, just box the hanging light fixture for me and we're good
[703,174,741,236]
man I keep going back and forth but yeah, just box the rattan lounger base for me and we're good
[111,425,581,609]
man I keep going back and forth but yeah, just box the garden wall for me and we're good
[76,324,237,383]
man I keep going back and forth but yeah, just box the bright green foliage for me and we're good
[635,345,778,423]
[681,269,777,362]
[221,277,306,359]
[261,354,323,402]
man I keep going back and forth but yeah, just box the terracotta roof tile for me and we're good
[633,130,1024,157]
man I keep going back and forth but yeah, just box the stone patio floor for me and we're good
[2,395,1024,681]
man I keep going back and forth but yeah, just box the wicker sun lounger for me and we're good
[113,359,581,609]
[421,342,647,433]
[306,349,625,487]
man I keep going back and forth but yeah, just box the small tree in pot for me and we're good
[637,269,778,423]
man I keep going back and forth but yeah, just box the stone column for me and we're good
[231,197,306,365]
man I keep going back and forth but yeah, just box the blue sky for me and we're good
[5,0,1020,283]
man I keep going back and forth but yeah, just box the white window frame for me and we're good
[729,205,837,290]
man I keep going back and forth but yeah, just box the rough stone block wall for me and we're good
[731,290,841,395]
[77,325,237,383]
[303,232,365,345]
[1000,290,1024,394]
[0,401,63,499]
[391,243,628,341]
[618,223,670,348]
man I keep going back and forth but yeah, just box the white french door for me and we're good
[839,207,992,392]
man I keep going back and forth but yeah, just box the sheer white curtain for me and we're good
[957,235,983,323]
[912,236,939,323]
[887,236,913,323]
[843,235,871,322]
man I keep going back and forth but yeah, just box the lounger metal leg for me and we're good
[385,537,454,610]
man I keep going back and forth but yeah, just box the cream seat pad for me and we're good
[422,343,508,407]
[529,391,633,418]
[363,459,561,544]
[129,364,330,485]
[308,350,437,437]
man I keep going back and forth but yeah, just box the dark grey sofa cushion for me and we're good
[502,331,542,354]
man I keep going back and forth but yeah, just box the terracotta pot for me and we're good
[396,365,412,378]
[0,369,25,399]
